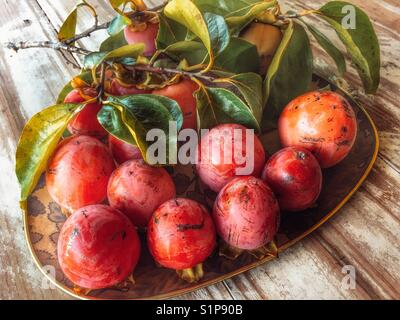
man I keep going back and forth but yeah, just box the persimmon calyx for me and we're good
[218,240,244,260]
[249,240,279,260]
[218,239,279,260]
[176,264,204,283]
[73,285,92,296]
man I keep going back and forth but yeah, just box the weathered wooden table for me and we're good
[0,0,399,300]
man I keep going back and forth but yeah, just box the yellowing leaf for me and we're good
[165,0,210,52]
[109,0,128,13]
[58,8,77,42]
[225,1,277,34]
[16,103,83,206]
[193,0,277,34]
[83,43,145,70]
[264,20,295,105]
[164,0,229,71]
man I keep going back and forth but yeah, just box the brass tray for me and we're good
[23,80,379,299]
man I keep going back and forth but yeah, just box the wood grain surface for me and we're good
[0,0,399,300]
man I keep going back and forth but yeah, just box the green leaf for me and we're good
[164,0,210,51]
[204,12,230,56]
[98,104,141,146]
[56,71,93,104]
[100,30,128,52]
[163,38,259,73]
[263,21,313,130]
[304,21,346,76]
[225,0,277,35]
[214,38,260,73]
[164,0,229,71]
[107,14,130,36]
[58,8,77,42]
[192,0,246,15]
[16,103,83,205]
[163,40,207,66]
[156,12,188,49]
[152,58,181,69]
[318,1,380,93]
[193,0,277,34]
[195,86,260,132]
[98,94,183,162]
[214,73,263,123]
[83,43,144,70]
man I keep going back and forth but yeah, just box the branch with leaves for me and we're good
[8,0,380,207]
[128,64,216,82]
[5,1,166,55]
